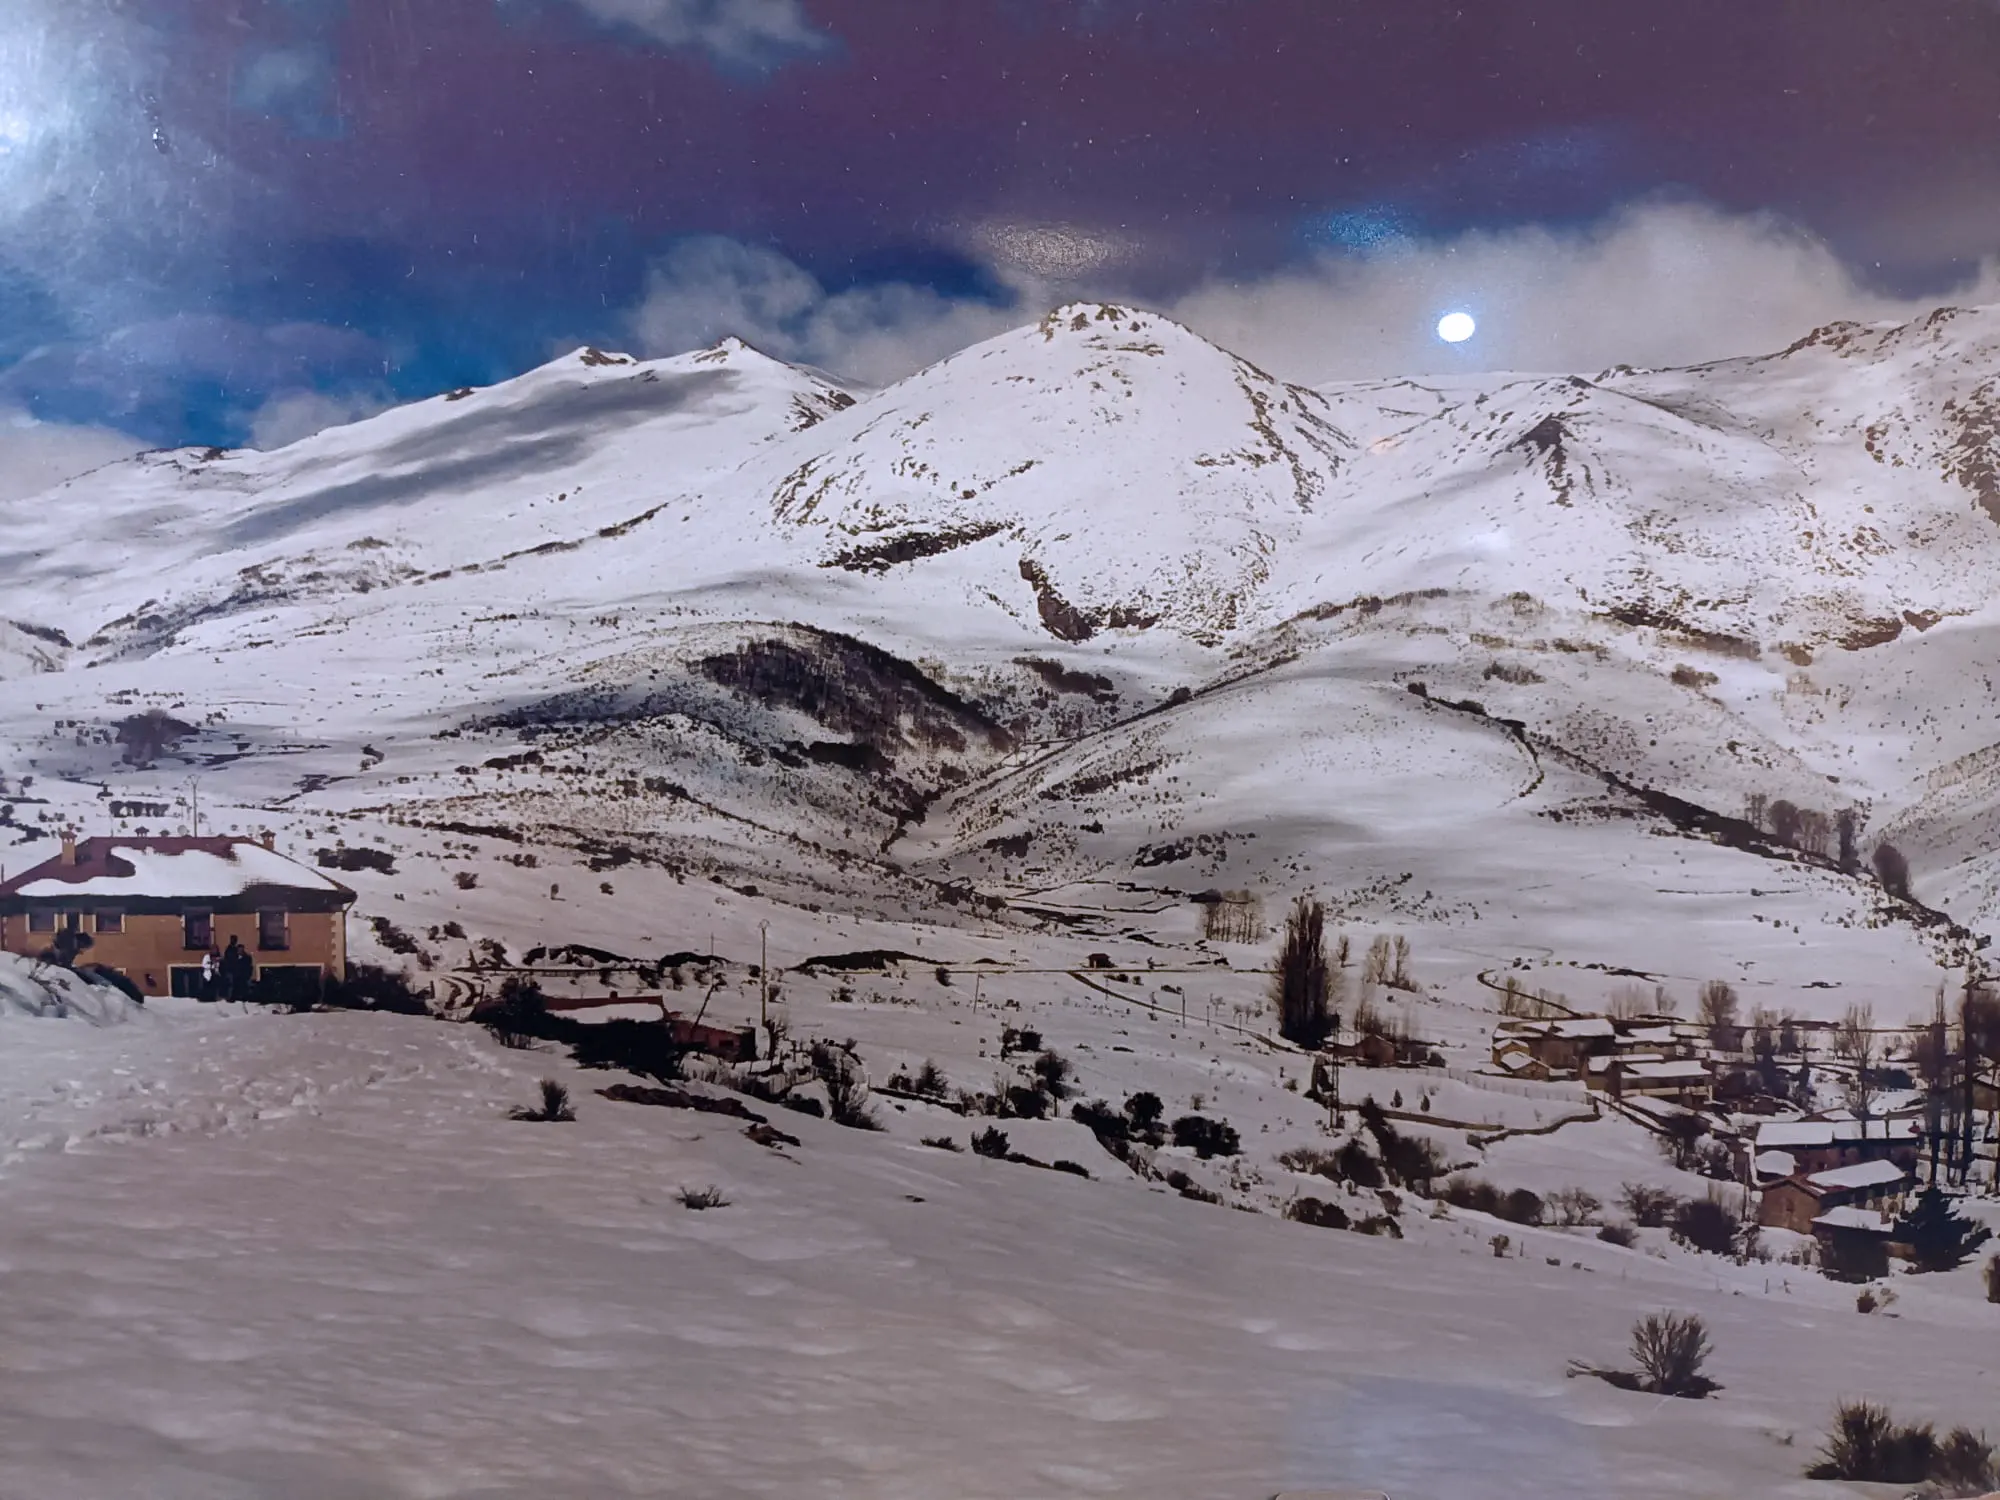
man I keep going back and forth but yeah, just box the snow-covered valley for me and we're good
[4,300,2000,1496]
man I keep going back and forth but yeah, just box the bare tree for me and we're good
[1361,934,1393,987]
[1873,841,1912,900]
[1743,791,1768,832]
[1913,984,1954,1187]
[1796,808,1831,858]
[1835,808,1861,873]
[1697,980,1741,1053]
[1768,799,1802,846]
[1607,984,1654,1021]
[1833,1003,1877,1116]
[1271,897,1334,1049]
[1331,931,1351,969]
[1389,935,1413,990]
[1203,890,1265,943]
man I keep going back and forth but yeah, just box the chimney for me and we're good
[59,829,78,866]
[259,829,275,851]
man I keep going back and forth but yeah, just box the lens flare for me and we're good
[1437,311,1477,343]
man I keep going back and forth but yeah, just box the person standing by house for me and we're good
[200,946,219,1001]
[221,936,253,1002]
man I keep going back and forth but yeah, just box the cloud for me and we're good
[535,0,832,68]
[627,203,2000,393]
[1167,199,2000,384]
[246,388,393,450]
[628,237,1032,385]
[0,407,142,504]
[0,314,387,432]
[233,0,348,135]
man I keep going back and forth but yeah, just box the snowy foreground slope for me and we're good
[0,995,1994,1500]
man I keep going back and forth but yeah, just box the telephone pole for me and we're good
[759,920,770,1033]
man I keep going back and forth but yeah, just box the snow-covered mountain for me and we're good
[8,299,2000,1000]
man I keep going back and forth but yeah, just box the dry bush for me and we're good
[1546,1187,1603,1226]
[505,1078,575,1122]
[677,1185,729,1210]
[1629,1312,1715,1397]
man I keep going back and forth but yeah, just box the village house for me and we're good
[1758,1158,1910,1235]
[1598,1055,1714,1105]
[0,833,354,1001]
[1747,1116,1923,1178]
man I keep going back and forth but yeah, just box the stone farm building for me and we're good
[1744,1116,1923,1180]
[1758,1158,1911,1235]
[0,834,354,1000]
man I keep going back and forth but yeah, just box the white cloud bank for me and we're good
[0,408,142,505]
[628,201,2000,390]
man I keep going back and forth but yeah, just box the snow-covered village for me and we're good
[8,5,2000,1498]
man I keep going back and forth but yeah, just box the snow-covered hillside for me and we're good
[6,299,1997,998]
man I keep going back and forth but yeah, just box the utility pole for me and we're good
[759,920,770,1034]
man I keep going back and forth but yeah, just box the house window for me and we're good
[183,910,212,950]
[258,909,289,951]
[27,909,55,933]
[60,909,82,933]
[95,910,124,934]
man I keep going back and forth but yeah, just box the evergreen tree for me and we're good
[1894,1186,1994,1273]
[1271,897,1333,1049]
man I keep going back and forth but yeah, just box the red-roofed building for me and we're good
[0,832,354,999]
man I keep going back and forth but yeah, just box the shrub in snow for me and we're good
[1334,1139,1385,1189]
[911,1059,949,1098]
[1163,1170,1222,1204]
[1285,1196,1350,1230]
[1051,1160,1089,1178]
[1893,1186,1994,1273]
[1596,1222,1639,1248]
[810,1042,880,1130]
[1620,1182,1679,1228]
[1031,1049,1075,1101]
[508,1079,576,1122]
[1808,1402,1939,1485]
[999,1026,1042,1057]
[1170,1114,1240,1159]
[1985,1253,2000,1304]
[1003,1085,1049,1119]
[1655,1111,1708,1170]
[677,1186,729,1210]
[1547,1187,1603,1226]
[1670,1195,1740,1256]
[325,962,430,1015]
[1351,1214,1402,1238]
[971,1126,1011,1159]
[1440,1176,1542,1226]
[1123,1091,1165,1143]
[780,1095,825,1118]
[921,1135,962,1152]
[1623,1313,1716,1398]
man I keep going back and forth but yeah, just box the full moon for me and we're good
[1436,311,1476,344]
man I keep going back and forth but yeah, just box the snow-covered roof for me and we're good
[1756,1117,1919,1149]
[1812,1206,1893,1234]
[1622,1059,1710,1081]
[1620,1025,1677,1046]
[1495,1052,1535,1074]
[1549,1018,1615,1039]
[1753,1149,1797,1181]
[4,838,349,900]
[1806,1159,1908,1193]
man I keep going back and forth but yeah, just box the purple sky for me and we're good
[3,0,1999,449]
